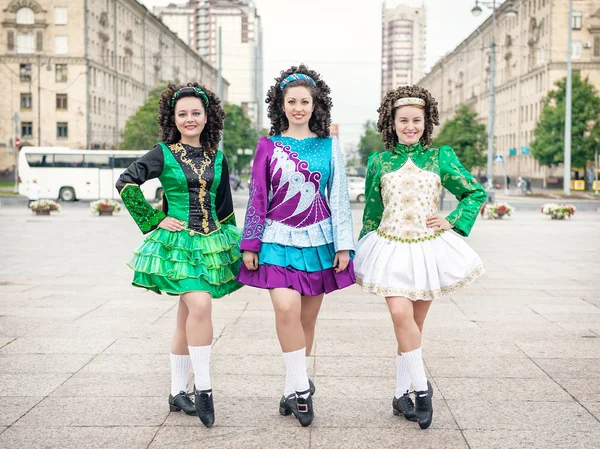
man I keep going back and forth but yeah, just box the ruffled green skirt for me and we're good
[127,224,243,298]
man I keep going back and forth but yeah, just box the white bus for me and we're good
[18,147,162,202]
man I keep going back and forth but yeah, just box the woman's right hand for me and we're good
[243,251,259,271]
[158,217,185,232]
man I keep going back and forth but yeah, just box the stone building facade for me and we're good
[0,0,226,158]
[418,0,600,186]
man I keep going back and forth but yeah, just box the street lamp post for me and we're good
[472,1,517,190]
[564,0,573,196]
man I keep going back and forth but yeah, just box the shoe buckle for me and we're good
[297,403,308,413]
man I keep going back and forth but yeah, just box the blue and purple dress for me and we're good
[237,135,355,295]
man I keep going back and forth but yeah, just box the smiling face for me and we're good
[174,96,207,146]
[393,105,425,145]
[283,86,314,129]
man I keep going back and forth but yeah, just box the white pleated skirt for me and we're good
[354,231,484,301]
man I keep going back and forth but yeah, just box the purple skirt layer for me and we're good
[237,261,356,296]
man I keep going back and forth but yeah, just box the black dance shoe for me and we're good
[309,378,316,396]
[169,391,197,415]
[294,389,314,427]
[392,392,417,421]
[414,382,433,429]
[279,393,296,416]
[194,389,215,428]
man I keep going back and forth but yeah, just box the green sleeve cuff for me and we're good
[120,184,167,234]
[440,146,487,237]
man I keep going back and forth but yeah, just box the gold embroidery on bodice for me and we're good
[377,158,442,242]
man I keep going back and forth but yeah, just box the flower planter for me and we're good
[482,202,514,219]
[29,200,60,215]
[98,207,115,216]
[542,203,575,220]
[90,199,121,215]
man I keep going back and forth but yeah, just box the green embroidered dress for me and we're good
[354,143,486,300]
[116,142,242,298]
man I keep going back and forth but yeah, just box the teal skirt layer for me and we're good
[259,242,355,273]
[127,224,243,298]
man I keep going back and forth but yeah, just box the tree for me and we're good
[222,104,260,172]
[531,74,600,169]
[120,84,166,151]
[432,104,487,172]
[358,120,385,165]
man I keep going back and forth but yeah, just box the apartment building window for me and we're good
[571,12,582,30]
[20,93,32,109]
[57,122,68,139]
[55,36,68,54]
[16,8,34,24]
[17,33,34,54]
[54,7,68,25]
[594,36,600,58]
[55,64,68,82]
[20,64,32,82]
[572,41,581,59]
[56,94,68,110]
[22,122,33,138]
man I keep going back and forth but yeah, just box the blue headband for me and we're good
[279,74,317,90]
[171,86,210,108]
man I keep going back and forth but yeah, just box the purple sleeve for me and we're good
[240,137,272,252]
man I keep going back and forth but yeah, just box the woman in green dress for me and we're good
[116,82,242,428]
[354,85,486,429]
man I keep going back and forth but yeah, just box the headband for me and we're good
[394,97,426,108]
[280,73,317,90]
[171,86,210,108]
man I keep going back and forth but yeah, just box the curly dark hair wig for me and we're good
[377,85,440,149]
[158,82,225,152]
[265,64,332,137]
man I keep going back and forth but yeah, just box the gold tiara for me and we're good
[393,97,426,108]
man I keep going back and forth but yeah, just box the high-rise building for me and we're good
[0,0,224,154]
[156,1,263,130]
[154,3,196,46]
[193,0,263,130]
[381,1,426,97]
[417,0,600,187]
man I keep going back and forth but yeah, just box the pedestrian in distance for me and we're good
[354,85,487,429]
[116,82,243,428]
[237,64,355,427]
[28,179,41,207]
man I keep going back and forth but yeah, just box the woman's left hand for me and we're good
[333,250,350,273]
[426,214,453,231]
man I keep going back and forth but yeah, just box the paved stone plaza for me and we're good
[0,202,599,448]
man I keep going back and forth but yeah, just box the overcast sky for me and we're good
[139,0,489,146]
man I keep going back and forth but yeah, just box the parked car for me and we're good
[347,176,366,202]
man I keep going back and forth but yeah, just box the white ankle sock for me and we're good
[188,345,212,393]
[394,354,412,398]
[401,347,428,392]
[306,356,311,371]
[170,353,192,396]
[283,348,310,398]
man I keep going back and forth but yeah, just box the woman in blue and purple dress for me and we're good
[237,65,355,427]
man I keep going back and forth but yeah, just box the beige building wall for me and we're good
[418,0,600,187]
[0,0,225,165]
[381,1,426,97]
